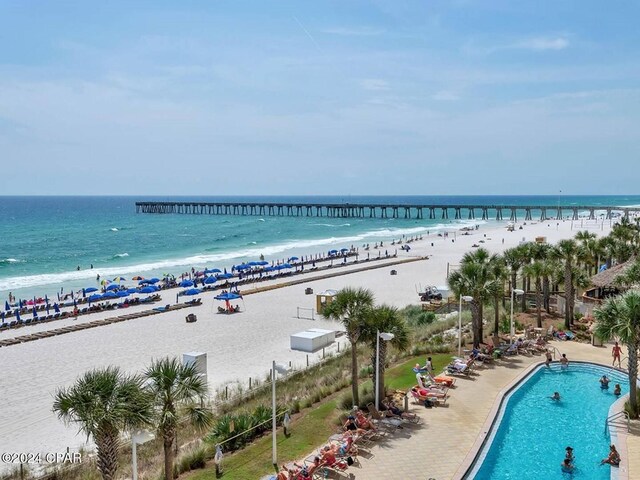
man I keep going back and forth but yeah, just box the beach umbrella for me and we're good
[105,284,120,291]
[138,279,151,285]
[340,248,349,252]
[100,279,111,286]
[88,294,103,302]
[179,280,194,288]
[113,276,126,282]
[102,291,118,299]
[132,276,144,280]
[236,264,250,270]
[264,266,276,272]
[204,276,217,285]
[214,292,241,301]
[126,288,139,294]
[247,261,260,266]
[139,286,156,294]
[205,268,221,274]
[45,294,48,304]
[328,249,338,255]
[116,291,130,298]
[32,306,38,319]
[148,277,160,284]
[184,288,202,296]
[288,256,299,261]
[217,273,233,279]
[84,287,98,293]
[15,310,21,323]
[54,303,60,314]
[4,301,9,311]
[46,303,50,315]
[257,260,269,266]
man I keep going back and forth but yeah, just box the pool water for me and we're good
[469,363,628,479]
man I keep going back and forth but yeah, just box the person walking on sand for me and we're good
[612,342,622,368]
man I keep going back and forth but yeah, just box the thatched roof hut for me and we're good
[590,260,634,288]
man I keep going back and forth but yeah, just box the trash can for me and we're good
[591,334,603,347]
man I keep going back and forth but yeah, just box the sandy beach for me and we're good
[0,217,614,458]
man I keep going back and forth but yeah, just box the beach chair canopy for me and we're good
[215,292,241,301]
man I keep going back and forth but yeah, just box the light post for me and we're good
[458,295,473,357]
[510,289,525,344]
[271,360,277,466]
[131,430,154,480]
[375,331,395,410]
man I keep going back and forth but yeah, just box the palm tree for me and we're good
[488,255,507,337]
[617,258,640,289]
[361,305,410,403]
[53,367,152,480]
[322,287,375,406]
[145,357,213,480]
[554,239,579,329]
[594,290,640,418]
[523,261,544,328]
[504,247,523,301]
[448,248,498,347]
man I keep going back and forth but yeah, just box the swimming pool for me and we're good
[466,362,628,479]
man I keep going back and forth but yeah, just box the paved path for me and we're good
[346,340,637,480]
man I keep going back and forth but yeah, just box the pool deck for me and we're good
[348,340,639,480]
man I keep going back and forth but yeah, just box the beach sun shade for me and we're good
[264,266,276,272]
[216,273,234,279]
[113,276,126,282]
[148,278,160,284]
[288,256,299,261]
[88,294,103,302]
[105,284,120,291]
[138,279,151,285]
[214,292,241,301]
[247,261,260,266]
[257,260,269,265]
[340,248,349,252]
[4,301,10,311]
[204,276,217,284]
[54,304,60,313]
[204,268,221,274]
[236,264,250,270]
[84,287,99,293]
[184,288,202,296]
[126,288,139,294]
[132,276,144,280]
[328,249,338,255]
[100,279,111,285]
[139,286,156,294]
[116,291,130,298]
[102,291,118,299]
[179,280,194,287]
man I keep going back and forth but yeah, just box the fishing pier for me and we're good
[135,202,638,222]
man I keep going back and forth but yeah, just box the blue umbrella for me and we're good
[328,249,338,255]
[257,260,269,266]
[288,256,299,261]
[4,301,9,311]
[217,273,234,279]
[340,248,349,252]
[148,277,160,284]
[264,266,276,272]
[116,291,130,298]
[32,306,38,319]
[139,279,151,285]
[215,292,241,301]
[105,284,120,291]
[54,303,60,314]
[184,288,202,296]
[15,310,21,323]
[205,268,221,274]
[85,287,99,293]
[139,286,156,294]
[102,291,118,299]
[126,288,139,294]
[179,280,194,287]
[204,276,217,284]
[247,261,260,266]
[88,294,103,302]
[236,264,250,270]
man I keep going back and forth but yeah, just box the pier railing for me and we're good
[135,201,638,221]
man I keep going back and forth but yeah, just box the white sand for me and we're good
[0,217,614,458]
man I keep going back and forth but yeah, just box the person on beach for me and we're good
[600,445,620,466]
[600,375,610,389]
[612,342,622,368]
[614,384,621,396]
[560,354,569,369]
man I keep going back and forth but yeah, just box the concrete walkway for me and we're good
[345,340,638,480]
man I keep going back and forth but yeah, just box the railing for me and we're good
[619,356,629,371]
[547,345,562,360]
[604,410,630,435]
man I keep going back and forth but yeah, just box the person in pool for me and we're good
[550,392,561,401]
[600,375,610,389]
[614,384,622,396]
[561,458,574,473]
[565,446,574,462]
[545,350,553,367]
[560,354,569,369]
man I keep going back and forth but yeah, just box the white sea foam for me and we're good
[110,228,119,232]
[0,219,485,291]
[1,258,21,263]
[310,223,352,227]
[258,218,266,222]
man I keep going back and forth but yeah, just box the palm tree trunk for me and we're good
[164,434,174,480]
[375,342,388,404]
[95,432,119,480]
[471,303,482,348]
[521,277,527,311]
[350,340,359,406]
[628,342,639,419]
[543,276,550,313]
[564,264,572,330]
[536,279,542,328]
[493,295,500,337]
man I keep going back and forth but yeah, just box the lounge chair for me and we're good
[366,403,403,432]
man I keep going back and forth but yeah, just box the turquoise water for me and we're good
[470,363,628,480]
[1,195,639,301]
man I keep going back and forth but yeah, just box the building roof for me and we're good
[590,260,634,288]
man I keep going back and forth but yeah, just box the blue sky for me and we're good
[1,0,639,195]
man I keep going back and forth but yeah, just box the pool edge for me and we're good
[452,360,632,480]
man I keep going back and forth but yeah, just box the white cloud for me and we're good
[360,78,389,91]
[515,36,569,51]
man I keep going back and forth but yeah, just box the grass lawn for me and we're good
[185,353,452,480]
[187,400,339,480]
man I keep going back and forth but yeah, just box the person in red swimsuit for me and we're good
[612,341,622,368]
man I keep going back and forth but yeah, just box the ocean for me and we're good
[1,195,639,301]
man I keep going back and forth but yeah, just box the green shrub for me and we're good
[624,388,640,418]
[176,445,208,474]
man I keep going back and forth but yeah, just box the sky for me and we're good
[1,0,639,195]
